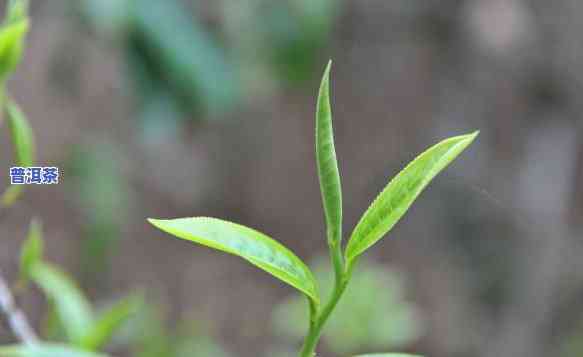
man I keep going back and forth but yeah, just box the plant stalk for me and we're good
[299,231,349,357]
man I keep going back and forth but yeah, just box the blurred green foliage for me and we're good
[116,302,231,357]
[11,219,141,355]
[75,0,240,136]
[221,0,338,86]
[0,0,28,82]
[74,0,340,137]
[7,217,228,357]
[66,142,130,278]
[1,101,34,207]
[18,219,42,287]
[0,0,31,207]
[0,1,231,355]
[272,257,423,356]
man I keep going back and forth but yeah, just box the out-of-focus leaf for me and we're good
[0,0,28,81]
[30,262,94,344]
[345,132,478,266]
[6,100,34,166]
[262,0,338,85]
[67,142,129,277]
[132,0,239,116]
[315,61,342,246]
[0,343,109,357]
[78,294,142,351]
[2,100,34,207]
[19,218,43,284]
[148,217,320,305]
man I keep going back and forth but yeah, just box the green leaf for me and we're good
[315,60,342,245]
[353,354,422,357]
[345,132,479,265]
[19,218,43,284]
[148,217,319,304]
[0,18,28,81]
[0,343,109,357]
[1,100,34,207]
[78,294,142,351]
[6,100,34,166]
[30,262,94,344]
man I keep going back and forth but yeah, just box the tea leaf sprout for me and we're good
[148,61,478,357]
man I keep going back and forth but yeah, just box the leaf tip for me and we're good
[467,130,480,140]
[447,130,479,149]
[146,218,165,228]
[321,60,332,84]
[459,130,479,148]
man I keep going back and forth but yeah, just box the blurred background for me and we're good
[1,0,583,356]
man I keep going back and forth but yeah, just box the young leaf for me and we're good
[78,294,142,351]
[345,132,478,265]
[19,218,43,284]
[1,100,34,207]
[6,100,34,166]
[0,343,109,357]
[315,60,342,245]
[148,217,320,304]
[0,14,28,81]
[30,262,94,344]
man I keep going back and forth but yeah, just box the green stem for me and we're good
[299,232,352,357]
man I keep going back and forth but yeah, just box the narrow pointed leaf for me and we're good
[2,100,34,207]
[0,343,109,357]
[0,17,28,80]
[6,100,33,166]
[78,294,142,351]
[19,218,43,284]
[148,217,319,304]
[30,262,94,344]
[315,60,342,245]
[346,132,478,264]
